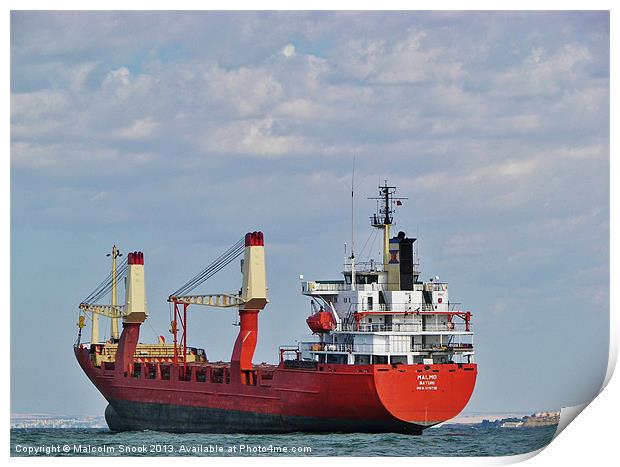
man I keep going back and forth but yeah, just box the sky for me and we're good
[10,11,609,416]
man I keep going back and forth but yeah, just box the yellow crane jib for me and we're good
[79,303,126,318]
[168,293,244,308]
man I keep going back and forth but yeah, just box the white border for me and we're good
[5,1,615,465]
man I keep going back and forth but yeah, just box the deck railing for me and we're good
[299,341,474,354]
[302,281,349,293]
[302,279,450,294]
[342,260,386,273]
[342,322,472,333]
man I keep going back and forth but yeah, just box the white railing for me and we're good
[299,341,474,354]
[411,343,474,352]
[371,303,436,312]
[343,260,386,273]
[302,281,349,293]
[302,280,450,294]
[299,342,389,353]
[344,323,472,333]
[338,302,464,313]
[301,281,382,293]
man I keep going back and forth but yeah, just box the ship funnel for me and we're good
[387,233,418,291]
[124,251,148,323]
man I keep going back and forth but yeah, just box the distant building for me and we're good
[522,411,560,427]
[497,411,560,428]
[500,420,524,428]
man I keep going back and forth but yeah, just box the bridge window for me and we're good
[355,275,378,284]
[390,355,407,365]
[354,355,371,365]
[326,354,347,364]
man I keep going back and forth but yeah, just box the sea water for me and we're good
[11,425,557,457]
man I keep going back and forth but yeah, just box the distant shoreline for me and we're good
[11,412,560,430]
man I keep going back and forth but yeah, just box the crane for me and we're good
[77,249,146,345]
[77,232,266,386]
[167,231,268,384]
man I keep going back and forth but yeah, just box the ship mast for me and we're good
[107,245,123,341]
[91,299,98,344]
[350,158,356,291]
[369,181,407,268]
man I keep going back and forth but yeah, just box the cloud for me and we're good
[491,43,594,98]
[101,66,157,100]
[90,191,108,201]
[11,91,68,120]
[282,43,296,58]
[11,141,154,172]
[329,28,465,85]
[117,118,159,140]
[11,13,608,173]
[198,118,314,157]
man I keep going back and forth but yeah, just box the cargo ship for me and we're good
[74,182,477,434]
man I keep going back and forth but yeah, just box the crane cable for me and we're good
[170,238,245,298]
[81,260,128,305]
[83,262,128,304]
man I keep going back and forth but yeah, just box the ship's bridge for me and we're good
[299,276,474,365]
[302,279,448,295]
[302,280,385,295]
[302,280,347,295]
[297,181,474,367]
[302,260,388,295]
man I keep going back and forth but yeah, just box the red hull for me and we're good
[75,347,477,434]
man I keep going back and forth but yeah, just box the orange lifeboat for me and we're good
[306,310,336,333]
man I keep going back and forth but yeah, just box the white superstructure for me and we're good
[298,182,475,366]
